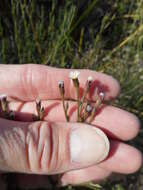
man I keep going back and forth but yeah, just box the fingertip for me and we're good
[100,141,142,174]
[108,76,120,98]
[123,112,140,140]
[130,114,140,138]
[60,167,111,186]
[126,147,143,174]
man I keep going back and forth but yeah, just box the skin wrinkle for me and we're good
[10,128,27,171]
[55,124,70,174]
[47,122,53,172]
[32,122,45,172]
[3,130,18,170]
[26,121,55,173]
[37,123,42,170]
[20,65,30,100]
[0,136,9,171]
[26,122,43,172]
[22,65,36,100]
[50,124,59,173]
[58,126,67,173]
[0,125,28,172]
[38,122,52,172]
[26,126,34,173]
[25,138,30,172]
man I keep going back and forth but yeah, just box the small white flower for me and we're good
[86,104,92,113]
[88,76,93,82]
[69,71,80,80]
[0,94,7,100]
[99,92,105,100]
[58,80,64,87]
[36,97,41,104]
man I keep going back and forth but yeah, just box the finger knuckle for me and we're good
[26,121,60,174]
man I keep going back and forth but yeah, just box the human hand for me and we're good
[0,64,142,188]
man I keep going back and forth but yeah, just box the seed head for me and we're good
[88,76,93,82]
[86,104,93,113]
[0,94,7,101]
[99,92,105,101]
[69,71,80,80]
[36,97,40,103]
[58,80,64,88]
[87,76,93,87]
[58,80,65,95]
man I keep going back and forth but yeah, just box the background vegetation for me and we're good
[0,0,143,189]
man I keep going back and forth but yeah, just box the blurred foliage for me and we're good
[0,0,143,190]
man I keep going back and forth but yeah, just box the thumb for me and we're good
[0,119,109,174]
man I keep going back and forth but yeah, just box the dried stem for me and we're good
[58,81,69,122]
[61,95,69,122]
[0,95,14,120]
[88,94,103,123]
[78,77,93,121]
[76,86,80,122]
[79,82,91,118]
[88,106,97,123]
[82,102,93,122]
[35,97,45,120]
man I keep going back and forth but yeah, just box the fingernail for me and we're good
[70,125,109,166]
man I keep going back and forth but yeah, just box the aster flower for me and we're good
[69,71,80,89]
[87,76,93,87]
[69,71,80,80]
[69,71,80,121]
[87,76,93,82]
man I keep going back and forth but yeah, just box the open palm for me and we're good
[0,64,142,188]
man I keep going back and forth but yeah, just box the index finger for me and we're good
[0,64,120,101]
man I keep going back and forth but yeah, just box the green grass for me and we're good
[0,0,143,189]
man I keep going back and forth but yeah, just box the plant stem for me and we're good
[79,85,89,118]
[88,99,102,123]
[76,86,80,122]
[61,96,69,122]
[88,107,96,123]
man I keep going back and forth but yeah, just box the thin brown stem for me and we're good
[35,98,45,120]
[88,99,101,123]
[88,107,96,123]
[81,102,92,122]
[79,85,89,117]
[76,86,80,122]
[62,96,69,122]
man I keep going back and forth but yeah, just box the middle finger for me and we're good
[8,100,140,141]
